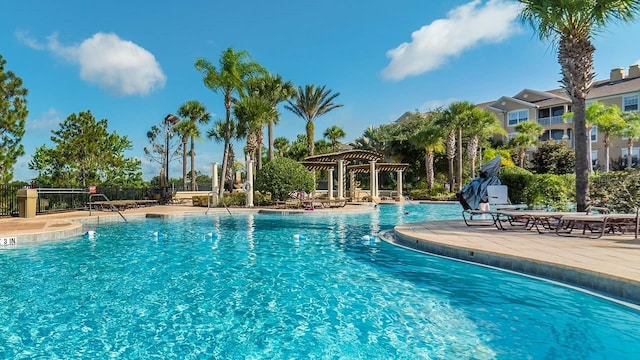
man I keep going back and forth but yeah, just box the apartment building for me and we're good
[484,64,640,169]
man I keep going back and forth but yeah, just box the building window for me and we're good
[591,150,598,170]
[621,147,640,168]
[591,126,597,142]
[508,109,528,126]
[624,95,639,112]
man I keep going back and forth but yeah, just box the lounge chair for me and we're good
[555,210,639,239]
[462,185,526,228]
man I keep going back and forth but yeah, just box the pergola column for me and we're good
[396,169,405,202]
[349,171,356,201]
[369,160,377,201]
[211,162,219,206]
[337,159,345,200]
[328,168,334,200]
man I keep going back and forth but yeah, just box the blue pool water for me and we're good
[1,203,640,359]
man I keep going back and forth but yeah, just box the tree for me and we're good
[247,74,295,163]
[510,120,544,168]
[323,125,346,152]
[437,102,475,191]
[173,119,198,190]
[234,95,277,177]
[207,119,239,190]
[285,84,343,156]
[461,107,506,178]
[144,115,181,185]
[254,157,314,201]
[273,136,290,157]
[589,102,624,172]
[409,113,445,190]
[530,140,576,174]
[0,55,28,182]
[518,0,640,211]
[177,100,211,190]
[195,47,266,199]
[29,110,143,187]
[622,111,640,169]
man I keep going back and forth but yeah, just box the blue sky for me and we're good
[3,0,640,182]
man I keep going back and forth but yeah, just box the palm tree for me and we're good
[462,108,506,178]
[285,84,343,156]
[207,119,239,192]
[177,101,210,190]
[437,102,475,191]
[409,113,445,190]
[323,125,346,152]
[590,102,625,172]
[622,111,640,169]
[247,74,295,163]
[510,120,544,168]
[173,119,198,190]
[518,0,640,211]
[273,136,290,157]
[195,47,266,198]
[234,96,277,166]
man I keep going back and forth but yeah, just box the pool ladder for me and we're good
[88,193,127,222]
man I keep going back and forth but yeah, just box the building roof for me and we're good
[304,149,384,163]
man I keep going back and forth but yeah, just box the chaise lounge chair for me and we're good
[462,185,527,228]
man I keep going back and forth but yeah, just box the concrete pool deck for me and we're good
[1,203,640,305]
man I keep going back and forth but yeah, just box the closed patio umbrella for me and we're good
[456,156,502,210]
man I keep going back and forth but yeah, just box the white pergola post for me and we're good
[328,168,334,200]
[396,169,405,202]
[369,161,377,202]
[337,159,345,200]
[211,162,219,206]
[246,158,254,207]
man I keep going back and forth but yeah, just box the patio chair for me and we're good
[462,185,526,228]
[555,208,638,239]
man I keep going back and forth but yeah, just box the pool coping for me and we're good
[392,220,640,306]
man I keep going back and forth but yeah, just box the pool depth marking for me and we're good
[1,236,17,246]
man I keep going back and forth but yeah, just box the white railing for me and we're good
[538,115,571,126]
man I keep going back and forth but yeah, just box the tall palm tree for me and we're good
[207,119,239,192]
[462,108,506,178]
[518,0,640,211]
[510,120,544,168]
[323,125,346,152]
[247,74,295,163]
[409,113,445,190]
[437,102,475,191]
[177,100,211,190]
[285,84,343,156]
[622,111,640,169]
[195,47,266,198]
[173,119,198,190]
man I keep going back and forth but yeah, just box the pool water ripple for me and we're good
[1,204,639,358]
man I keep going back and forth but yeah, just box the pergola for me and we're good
[301,150,410,202]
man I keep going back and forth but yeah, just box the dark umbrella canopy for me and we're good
[456,156,502,210]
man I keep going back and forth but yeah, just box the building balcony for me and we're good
[538,115,571,126]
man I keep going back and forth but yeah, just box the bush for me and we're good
[498,166,535,205]
[219,192,246,207]
[530,140,575,175]
[590,170,640,213]
[528,174,575,211]
[255,158,314,201]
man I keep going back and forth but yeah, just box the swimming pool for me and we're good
[1,203,639,358]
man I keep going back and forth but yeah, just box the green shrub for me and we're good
[219,192,246,207]
[498,166,535,205]
[255,158,314,201]
[590,170,640,213]
[528,173,575,211]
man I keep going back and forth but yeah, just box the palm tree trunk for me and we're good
[468,135,479,178]
[306,120,314,156]
[425,150,434,190]
[182,138,188,191]
[190,136,196,190]
[256,128,264,170]
[604,134,610,172]
[219,101,233,199]
[574,101,590,212]
[446,131,455,192]
[456,128,463,191]
[628,139,634,170]
[519,149,526,168]
[268,121,274,162]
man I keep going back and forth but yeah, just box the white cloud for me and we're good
[17,31,166,96]
[381,0,522,81]
[420,98,459,112]
[27,108,61,131]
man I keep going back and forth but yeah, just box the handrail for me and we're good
[206,192,231,215]
[89,193,127,222]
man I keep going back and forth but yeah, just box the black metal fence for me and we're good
[0,183,214,216]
